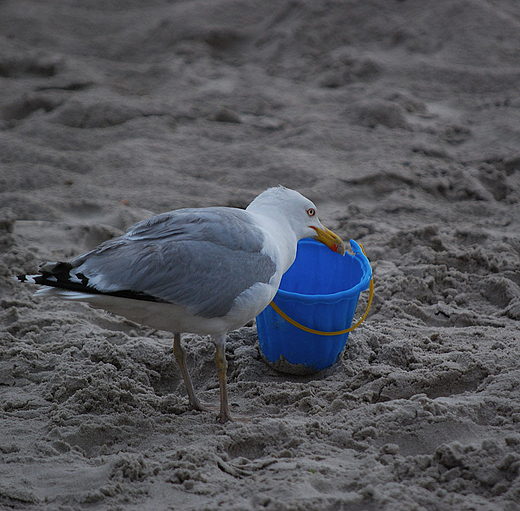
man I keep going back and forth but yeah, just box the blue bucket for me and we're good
[256,239,372,375]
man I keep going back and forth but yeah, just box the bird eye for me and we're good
[307,208,316,217]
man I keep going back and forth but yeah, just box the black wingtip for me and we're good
[14,274,40,284]
[15,265,165,304]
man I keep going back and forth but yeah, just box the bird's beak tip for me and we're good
[311,226,346,255]
[333,241,346,256]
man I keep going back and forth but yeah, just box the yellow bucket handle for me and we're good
[268,243,374,337]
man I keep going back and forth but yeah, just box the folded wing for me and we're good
[33,208,277,318]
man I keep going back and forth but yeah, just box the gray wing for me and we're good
[69,207,277,318]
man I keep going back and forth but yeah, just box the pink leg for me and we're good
[173,333,208,412]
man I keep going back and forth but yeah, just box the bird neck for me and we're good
[246,210,299,273]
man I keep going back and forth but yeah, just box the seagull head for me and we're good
[247,186,345,255]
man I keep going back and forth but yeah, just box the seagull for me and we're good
[16,186,345,422]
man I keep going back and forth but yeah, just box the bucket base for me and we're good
[260,351,340,376]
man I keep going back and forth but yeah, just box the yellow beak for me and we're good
[311,226,345,255]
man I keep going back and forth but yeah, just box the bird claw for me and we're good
[190,400,217,413]
[191,402,235,423]
[217,411,233,424]
[217,412,252,424]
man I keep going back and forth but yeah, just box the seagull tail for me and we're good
[15,261,163,304]
[15,261,90,294]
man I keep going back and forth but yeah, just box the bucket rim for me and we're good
[274,239,372,303]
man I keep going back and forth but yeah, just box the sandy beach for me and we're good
[1,0,520,509]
